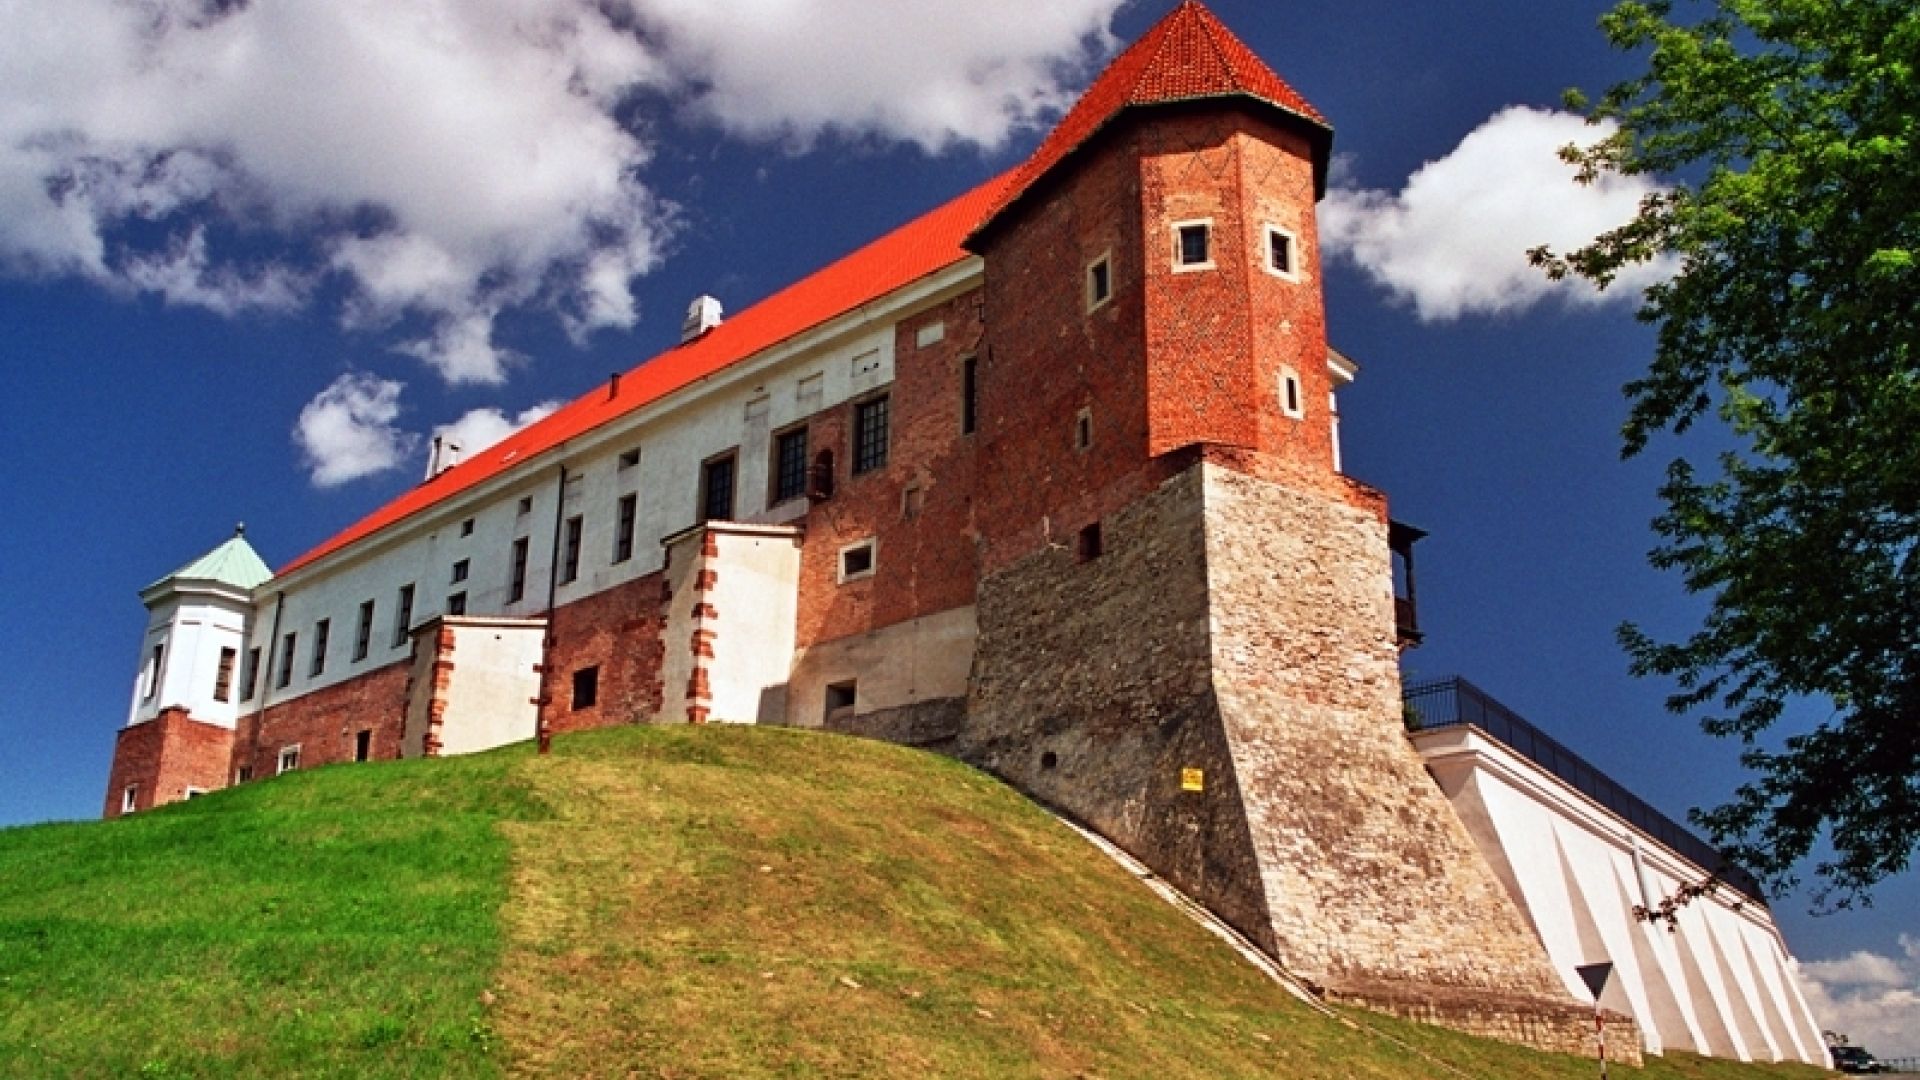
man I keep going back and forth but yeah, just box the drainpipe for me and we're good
[248,590,285,778]
[537,463,568,754]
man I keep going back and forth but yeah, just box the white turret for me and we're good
[126,524,272,730]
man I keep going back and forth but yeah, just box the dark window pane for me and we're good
[853,396,889,474]
[774,428,809,503]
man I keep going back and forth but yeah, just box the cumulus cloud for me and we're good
[293,373,417,488]
[0,0,1126,390]
[1320,106,1673,322]
[627,0,1120,151]
[1797,934,1920,1058]
[433,401,564,459]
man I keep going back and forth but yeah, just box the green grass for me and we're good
[0,726,1837,1078]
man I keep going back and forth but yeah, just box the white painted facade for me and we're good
[127,584,253,730]
[1412,724,1829,1066]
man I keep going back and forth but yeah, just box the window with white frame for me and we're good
[1086,251,1113,311]
[1279,366,1305,419]
[121,785,137,814]
[1173,220,1214,271]
[277,745,301,775]
[839,539,876,583]
[1264,224,1300,280]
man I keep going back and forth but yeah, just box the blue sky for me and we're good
[0,0,1913,1050]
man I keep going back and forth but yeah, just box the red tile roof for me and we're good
[970,0,1330,242]
[279,170,1015,576]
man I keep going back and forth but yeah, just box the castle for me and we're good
[103,2,1828,1065]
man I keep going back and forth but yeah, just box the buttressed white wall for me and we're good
[1413,724,1828,1066]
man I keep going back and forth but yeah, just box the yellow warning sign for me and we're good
[1180,767,1204,792]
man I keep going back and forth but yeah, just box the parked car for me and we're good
[1831,1045,1883,1073]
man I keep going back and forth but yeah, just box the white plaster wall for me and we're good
[786,605,977,728]
[232,285,927,721]
[1413,727,1829,1066]
[701,529,802,724]
[127,590,252,729]
[437,619,543,755]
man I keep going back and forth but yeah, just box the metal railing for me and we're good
[1403,676,1764,904]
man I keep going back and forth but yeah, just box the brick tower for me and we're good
[959,2,1614,1052]
[104,526,265,817]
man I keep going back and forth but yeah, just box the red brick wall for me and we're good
[234,660,411,780]
[540,569,666,736]
[791,288,984,649]
[103,707,235,817]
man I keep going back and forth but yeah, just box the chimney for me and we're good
[424,435,464,481]
[681,295,723,344]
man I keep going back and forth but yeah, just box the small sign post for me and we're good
[1576,962,1615,1080]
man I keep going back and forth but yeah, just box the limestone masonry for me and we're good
[103,2,1826,1065]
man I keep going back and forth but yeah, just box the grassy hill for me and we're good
[0,727,1833,1079]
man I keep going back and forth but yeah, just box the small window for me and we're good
[1265,224,1299,279]
[446,591,467,617]
[508,537,530,602]
[560,516,583,584]
[839,539,876,583]
[277,745,300,775]
[142,642,164,702]
[1078,522,1103,562]
[517,496,533,516]
[393,584,415,647]
[901,484,923,520]
[355,729,372,763]
[460,518,474,537]
[121,785,137,814]
[772,427,809,505]
[572,666,599,710]
[1074,407,1093,451]
[235,764,252,784]
[1086,252,1112,310]
[1279,366,1305,420]
[618,447,641,470]
[276,632,296,688]
[825,680,857,721]
[240,647,260,703]
[451,558,469,584]
[700,453,737,522]
[353,599,375,662]
[613,494,637,564]
[309,619,330,678]
[1174,220,1213,270]
[213,646,237,703]
[853,395,889,475]
[961,355,978,436]
[185,787,206,800]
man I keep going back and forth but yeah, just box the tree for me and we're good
[1531,0,1919,906]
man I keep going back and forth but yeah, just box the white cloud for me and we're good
[626,0,1121,152]
[433,401,563,459]
[293,373,417,488]
[1797,934,1920,1058]
[0,0,1127,387]
[1320,106,1673,322]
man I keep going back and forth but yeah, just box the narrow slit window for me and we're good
[240,647,260,702]
[121,785,138,814]
[701,453,737,522]
[309,619,329,678]
[961,355,978,435]
[509,537,530,602]
[355,729,372,762]
[613,494,638,563]
[277,632,296,688]
[1280,366,1305,419]
[213,646,237,702]
[142,643,164,702]
[1086,253,1112,309]
[560,515,583,584]
[353,599,375,661]
[393,584,415,647]
[1074,407,1093,451]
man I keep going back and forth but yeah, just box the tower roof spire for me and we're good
[143,529,273,596]
[971,0,1331,242]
